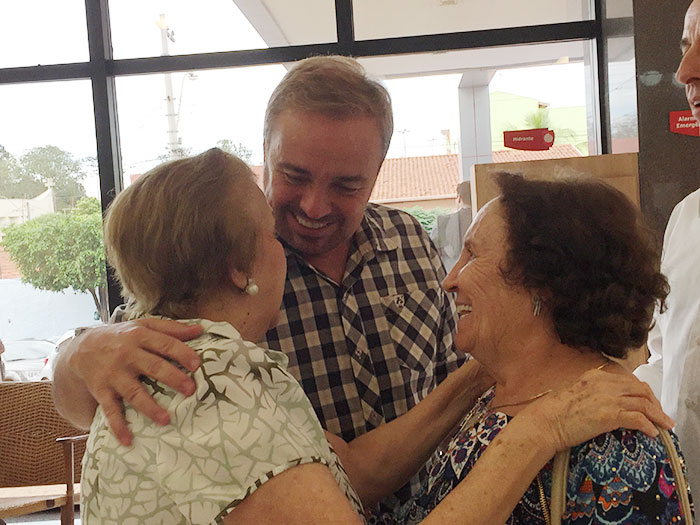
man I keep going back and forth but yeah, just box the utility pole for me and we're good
[398,129,409,157]
[158,14,184,159]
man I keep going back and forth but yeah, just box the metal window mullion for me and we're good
[106,20,597,77]
[85,0,123,313]
[0,21,600,83]
[335,0,355,55]
[594,0,611,154]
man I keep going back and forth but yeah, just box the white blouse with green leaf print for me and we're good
[81,318,364,524]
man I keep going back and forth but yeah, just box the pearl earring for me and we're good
[244,278,259,296]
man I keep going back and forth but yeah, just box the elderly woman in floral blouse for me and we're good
[395,173,693,524]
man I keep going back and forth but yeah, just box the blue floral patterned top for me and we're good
[396,387,694,524]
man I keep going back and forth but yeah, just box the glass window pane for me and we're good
[359,42,595,254]
[0,81,102,380]
[360,40,593,177]
[110,0,338,60]
[115,65,286,184]
[608,37,638,153]
[353,0,592,40]
[0,1,88,68]
[489,62,591,156]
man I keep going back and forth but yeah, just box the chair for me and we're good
[0,381,88,525]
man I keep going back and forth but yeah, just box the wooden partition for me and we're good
[470,152,639,213]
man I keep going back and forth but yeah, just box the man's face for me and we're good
[264,109,384,260]
[677,0,700,121]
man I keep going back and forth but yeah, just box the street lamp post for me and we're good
[157,14,186,159]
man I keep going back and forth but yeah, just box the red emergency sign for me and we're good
[669,110,700,137]
[503,128,555,151]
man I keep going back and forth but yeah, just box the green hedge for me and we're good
[404,207,451,234]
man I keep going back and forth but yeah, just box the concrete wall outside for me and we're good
[0,279,98,342]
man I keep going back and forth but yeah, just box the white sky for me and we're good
[0,0,638,200]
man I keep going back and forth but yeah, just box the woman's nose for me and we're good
[442,265,458,293]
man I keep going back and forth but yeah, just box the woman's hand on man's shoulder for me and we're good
[55,318,203,445]
[518,368,673,456]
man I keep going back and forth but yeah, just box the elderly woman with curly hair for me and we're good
[396,173,693,524]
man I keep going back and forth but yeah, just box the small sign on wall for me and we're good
[503,128,555,151]
[669,110,700,137]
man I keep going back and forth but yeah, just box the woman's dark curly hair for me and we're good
[496,172,669,358]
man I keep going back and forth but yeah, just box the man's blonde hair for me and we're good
[264,55,394,161]
[104,148,258,318]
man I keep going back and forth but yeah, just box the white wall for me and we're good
[0,278,98,341]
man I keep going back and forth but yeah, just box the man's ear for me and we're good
[230,268,249,292]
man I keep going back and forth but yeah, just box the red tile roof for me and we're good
[492,143,583,163]
[371,145,583,201]
[250,144,583,202]
[371,154,459,202]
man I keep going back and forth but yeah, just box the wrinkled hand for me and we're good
[68,318,203,445]
[521,367,674,455]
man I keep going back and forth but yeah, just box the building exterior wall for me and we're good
[0,189,54,241]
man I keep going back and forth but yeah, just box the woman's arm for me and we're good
[422,369,674,524]
[326,359,493,507]
[246,369,673,525]
[224,463,363,524]
[53,319,202,444]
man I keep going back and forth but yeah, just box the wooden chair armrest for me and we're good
[55,434,88,524]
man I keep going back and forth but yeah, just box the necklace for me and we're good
[509,358,612,525]
[489,388,552,412]
[488,358,612,413]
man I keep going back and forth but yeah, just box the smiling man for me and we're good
[259,57,465,514]
[634,0,700,493]
[53,55,465,516]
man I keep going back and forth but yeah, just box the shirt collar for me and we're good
[136,313,243,341]
[358,206,399,255]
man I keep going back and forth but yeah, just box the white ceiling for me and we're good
[233,0,632,81]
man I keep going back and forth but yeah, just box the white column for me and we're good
[458,71,494,182]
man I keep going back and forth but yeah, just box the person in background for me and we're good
[53,55,464,516]
[430,180,472,272]
[634,0,700,493]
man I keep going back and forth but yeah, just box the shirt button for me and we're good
[354,348,363,360]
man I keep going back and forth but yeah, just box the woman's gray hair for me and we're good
[103,148,258,319]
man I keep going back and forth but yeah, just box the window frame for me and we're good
[0,0,632,312]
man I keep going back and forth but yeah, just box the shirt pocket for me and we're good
[380,287,443,375]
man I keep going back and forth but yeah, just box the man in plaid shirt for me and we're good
[53,55,465,515]
[261,56,465,513]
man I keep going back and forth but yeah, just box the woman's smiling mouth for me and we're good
[456,304,473,317]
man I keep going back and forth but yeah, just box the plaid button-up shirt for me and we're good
[265,203,464,513]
